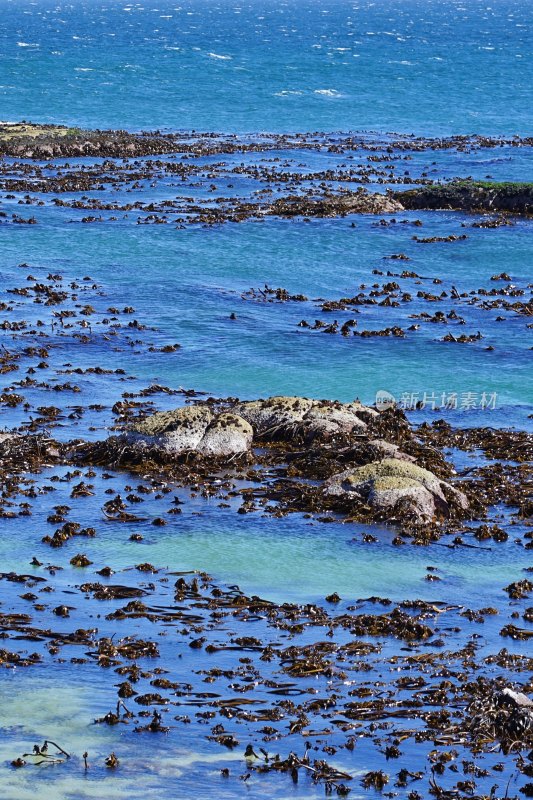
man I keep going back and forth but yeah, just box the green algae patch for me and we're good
[344,458,442,490]
[371,475,421,492]
[0,122,74,141]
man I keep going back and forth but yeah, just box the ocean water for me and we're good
[1,0,532,136]
[0,1,532,799]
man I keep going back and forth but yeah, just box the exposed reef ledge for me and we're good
[79,396,470,527]
[0,122,190,159]
[394,180,533,215]
[265,191,403,217]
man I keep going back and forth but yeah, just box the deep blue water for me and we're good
[1,0,532,135]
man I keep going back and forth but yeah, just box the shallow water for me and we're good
[0,130,531,800]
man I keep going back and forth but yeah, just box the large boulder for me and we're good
[196,413,253,457]
[323,457,468,522]
[129,406,213,453]
[127,406,253,458]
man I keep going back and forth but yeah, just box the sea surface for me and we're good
[1,0,532,136]
[0,1,532,799]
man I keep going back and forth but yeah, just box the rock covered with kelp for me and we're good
[323,457,469,522]
[232,395,374,441]
[121,395,376,457]
[77,396,471,526]
[395,179,533,215]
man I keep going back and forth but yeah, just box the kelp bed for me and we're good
[1,554,533,797]
[0,135,532,799]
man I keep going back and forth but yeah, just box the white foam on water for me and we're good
[314,88,342,97]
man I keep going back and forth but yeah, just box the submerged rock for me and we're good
[324,457,468,522]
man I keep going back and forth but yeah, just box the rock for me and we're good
[125,396,376,458]
[304,403,367,437]
[394,180,533,215]
[232,396,372,441]
[367,439,415,462]
[197,413,253,457]
[500,688,533,708]
[232,396,315,436]
[129,405,213,453]
[268,190,404,218]
[324,457,468,522]
[126,406,253,458]
[344,400,379,422]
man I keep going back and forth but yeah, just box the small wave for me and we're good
[208,52,232,60]
[314,89,342,97]
[274,90,304,96]
[17,41,39,48]
[74,67,93,72]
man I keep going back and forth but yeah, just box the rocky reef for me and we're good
[80,396,471,528]
[266,191,403,217]
[0,122,190,159]
[128,396,374,454]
